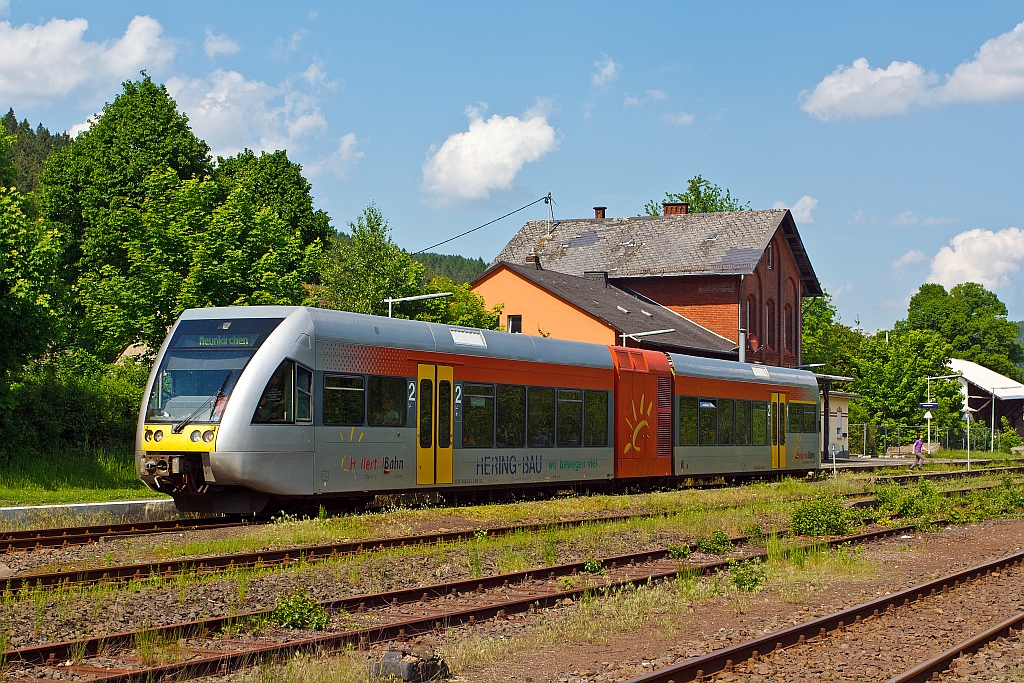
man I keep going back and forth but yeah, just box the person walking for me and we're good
[911,434,925,470]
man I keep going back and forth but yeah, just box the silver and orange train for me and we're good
[137,306,821,514]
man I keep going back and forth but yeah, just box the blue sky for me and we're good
[2,2,1024,331]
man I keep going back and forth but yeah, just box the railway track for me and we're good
[623,544,1024,682]
[4,478,1008,593]
[0,517,249,553]
[2,525,917,682]
[0,510,674,592]
[876,464,1024,485]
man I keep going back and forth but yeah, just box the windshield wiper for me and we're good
[172,371,232,434]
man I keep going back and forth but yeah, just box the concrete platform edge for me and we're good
[0,498,178,524]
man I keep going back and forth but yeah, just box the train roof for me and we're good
[179,306,615,369]
[667,352,819,390]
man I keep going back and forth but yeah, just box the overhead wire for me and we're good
[411,194,550,255]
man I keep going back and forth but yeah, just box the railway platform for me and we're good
[0,497,177,527]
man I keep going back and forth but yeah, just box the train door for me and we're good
[416,364,454,485]
[613,349,672,478]
[771,392,787,468]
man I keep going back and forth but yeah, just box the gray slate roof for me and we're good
[493,209,822,296]
[487,263,737,357]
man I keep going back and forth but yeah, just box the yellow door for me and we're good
[770,393,787,469]
[416,364,454,485]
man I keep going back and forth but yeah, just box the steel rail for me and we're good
[885,612,1024,683]
[4,525,917,682]
[0,510,675,593]
[876,465,1024,486]
[621,544,1024,683]
[0,517,248,553]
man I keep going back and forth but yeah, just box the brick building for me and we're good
[472,203,821,367]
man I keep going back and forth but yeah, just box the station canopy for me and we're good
[949,358,1024,400]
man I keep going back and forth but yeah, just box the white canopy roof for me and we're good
[949,358,1024,400]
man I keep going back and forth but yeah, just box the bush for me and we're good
[791,497,850,536]
[0,351,148,455]
[875,480,938,519]
[696,530,732,555]
[1000,417,1023,453]
[271,590,330,630]
[728,558,767,592]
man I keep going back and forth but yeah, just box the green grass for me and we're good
[0,444,159,507]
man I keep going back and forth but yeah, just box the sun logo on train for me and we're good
[623,394,653,455]
[339,427,364,473]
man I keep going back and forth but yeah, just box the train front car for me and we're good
[137,306,312,514]
[668,354,821,478]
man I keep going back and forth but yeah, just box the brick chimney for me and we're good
[525,251,542,270]
[663,202,689,215]
[593,206,607,219]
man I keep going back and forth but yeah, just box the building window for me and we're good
[784,304,794,352]
[746,295,758,342]
[506,315,522,333]
[766,243,774,270]
[766,300,776,349]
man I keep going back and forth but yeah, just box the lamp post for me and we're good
[962,406,977,472]
[383,292,453,317]
[619,329,675,346]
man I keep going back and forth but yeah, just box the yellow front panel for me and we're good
[435,365,454,484]
[416,365,435,485]
[142,424,218,452]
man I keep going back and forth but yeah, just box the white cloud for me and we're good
[167,66,327,157]
[921,216,955,227]
[204,30,239,58]
[306,133,363,179]
[69,117,93,137]
[0,0,9,17]
[0,15,175,106]
[624,89,667,107]
[928,227,1024,290]
[422,102,558,204]
[847,209,865,225]
[591,55,619,88]
[773,195,818,224]
[891,210,919,226]
[801,21,1024,119]
[892,249,926,277]
[663,112,694,126]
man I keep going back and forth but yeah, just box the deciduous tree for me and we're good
[644,175,750,216]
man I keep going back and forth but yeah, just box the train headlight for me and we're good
[190,430,201,442]
[154,430,163,442]
[144,430,153,442]
[202,430,215,442]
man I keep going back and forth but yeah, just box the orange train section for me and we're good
[611,348,673,478]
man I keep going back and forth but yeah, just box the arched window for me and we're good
[746,294,758,341]
[766,300,776,349]
[784,304,794,352]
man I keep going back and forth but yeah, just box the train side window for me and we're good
[496,385,526,448]
[462,384,494,448]
[699,399,717,446]
[584,390,609,447]
[528,387,555,447]
[735,400,752,445]
[787,403,801,433]
[718,399,735,445]
[368,376,406,426]
[295,365,312,423]
[752,401,768,445]
[557,389,583,447]
[679,397,698,446]
[804,404,818,433]
[323,374,365,425]
[252,360,294,423]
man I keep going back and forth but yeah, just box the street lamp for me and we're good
[619,329,675,346]
[383,292,453,317]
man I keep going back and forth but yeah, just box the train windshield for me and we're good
[146,318,284,424]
